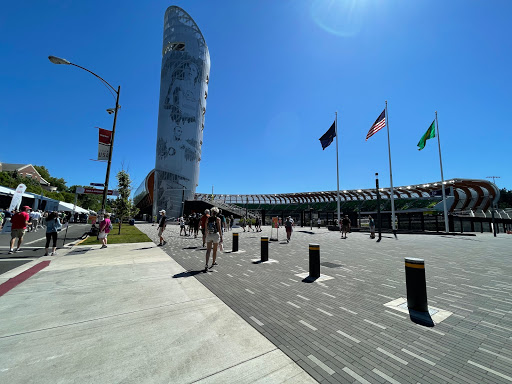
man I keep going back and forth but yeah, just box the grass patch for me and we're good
[80,224,152,245]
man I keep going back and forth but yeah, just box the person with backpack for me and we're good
[285,216,294,243]
[44,211,62,256]
[204,207,222,272]
[98,213,112,249]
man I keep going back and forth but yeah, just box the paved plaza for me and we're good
[138,223,512,384]
[1,223,511,383]
[0,239,313,383]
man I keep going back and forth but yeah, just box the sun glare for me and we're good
[311,0,368,37]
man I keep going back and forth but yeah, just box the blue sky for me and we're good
[1,0,511,197]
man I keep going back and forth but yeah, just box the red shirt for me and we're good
[11,212,30,230]
[200,215,209,229]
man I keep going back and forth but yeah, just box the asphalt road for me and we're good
[0,223,90,276]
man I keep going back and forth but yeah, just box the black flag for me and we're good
[319,121,336,150]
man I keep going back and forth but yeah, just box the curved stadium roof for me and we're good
[194,178,500,213]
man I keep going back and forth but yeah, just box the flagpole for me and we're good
[385,101,397,237]
[335,112,341,227]
[436,111,449,233]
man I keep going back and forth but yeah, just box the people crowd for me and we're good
[1,205,97,255]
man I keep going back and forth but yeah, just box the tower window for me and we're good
[163,42,186,55]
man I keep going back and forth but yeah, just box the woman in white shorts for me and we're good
[204,207,223,272]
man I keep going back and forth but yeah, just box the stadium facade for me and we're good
[153,6,210,219]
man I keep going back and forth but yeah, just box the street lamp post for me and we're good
[48,55,120,215]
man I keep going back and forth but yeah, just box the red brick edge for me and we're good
[0,260,51,297]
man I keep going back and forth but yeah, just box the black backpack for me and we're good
[207,216,218,234]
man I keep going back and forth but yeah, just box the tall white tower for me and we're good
[154,6,210,218]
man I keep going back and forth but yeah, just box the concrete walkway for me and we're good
[0,241,315,383]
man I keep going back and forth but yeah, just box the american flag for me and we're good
[366,109,386,141]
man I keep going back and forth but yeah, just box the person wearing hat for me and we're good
[8,206,31,254]
[157,209,167,246]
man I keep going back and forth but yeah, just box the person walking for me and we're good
[29,210,39,232]
[317,218,321,229]
[204,207,222,272]
[226,216,231,231]
[368,215,375,239]
[98,213,112,249]
[230,215,234,230]
[218,209,225,233]
[193,213,200,238]
[157,209,167,246]
[44,211,62,256]
[179,216,186,236]
[200,209,210,247]
[285,216,294,243]
[8,206,31,254]
[247,217,254,232]
[341,215,351,239]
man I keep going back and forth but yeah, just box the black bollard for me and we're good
[404,258,428,312]
[232,233,239,252]
[309,243,320,279]
[261,236,269,262]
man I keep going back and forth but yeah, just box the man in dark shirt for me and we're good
[341,215,351,239]
[157,209,167,246]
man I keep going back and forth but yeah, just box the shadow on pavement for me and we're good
[301,276,318,283]
[173,270,205,278]
[67,248,94,255]
[297,231,315,234]
[131,246,155,251]
[409,309,435,327]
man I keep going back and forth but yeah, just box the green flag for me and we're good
[417,120,436,150]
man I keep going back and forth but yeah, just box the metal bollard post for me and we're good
[261,236,268,262]
[232,232,239,252]
[309,243,320,279]
[404,258,428,312]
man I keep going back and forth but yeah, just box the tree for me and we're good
[33,165,51,181]
[111,170,139,234]
[499,188,512,209]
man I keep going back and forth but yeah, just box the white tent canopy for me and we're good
[57,201,89,214]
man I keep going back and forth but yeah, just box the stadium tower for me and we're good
[154,6,210,218]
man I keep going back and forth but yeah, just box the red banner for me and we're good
[99,129,112,145]
[98,128,112,161]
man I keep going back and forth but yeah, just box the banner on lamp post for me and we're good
[98,128,112,161]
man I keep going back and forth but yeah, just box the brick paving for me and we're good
[138,223,512,384]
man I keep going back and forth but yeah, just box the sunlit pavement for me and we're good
[0,236,314,383]
[138,223,512,384]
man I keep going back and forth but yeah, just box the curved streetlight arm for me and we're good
[68,62,118,95]
[48,56,117,95]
